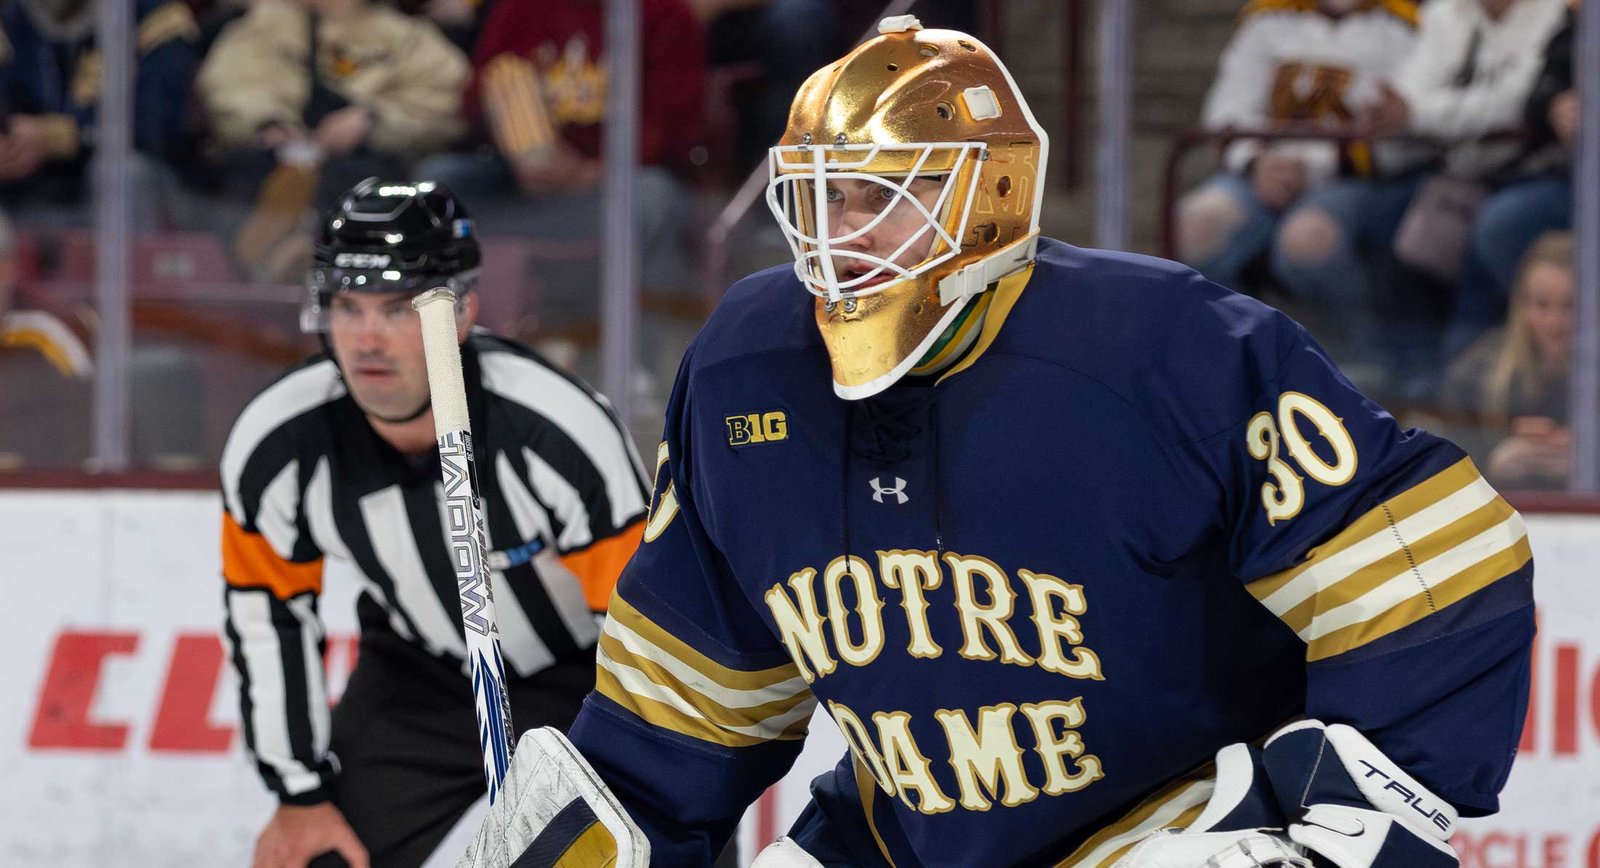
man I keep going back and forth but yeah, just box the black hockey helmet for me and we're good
[301,178,481,333]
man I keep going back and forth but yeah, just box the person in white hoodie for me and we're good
[1178,0,1420,298]
[1271,0,1567,392]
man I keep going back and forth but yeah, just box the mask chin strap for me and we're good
[937,234,1039,306]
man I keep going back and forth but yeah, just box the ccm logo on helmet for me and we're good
[334,252,392,269]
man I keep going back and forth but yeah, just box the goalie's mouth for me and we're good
[837,264,896,290]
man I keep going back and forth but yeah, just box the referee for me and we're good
[219,179,650,868]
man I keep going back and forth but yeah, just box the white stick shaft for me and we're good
[416,290,473,434]
[413,288,516,804]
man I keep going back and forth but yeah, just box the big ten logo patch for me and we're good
[727,411,789,447]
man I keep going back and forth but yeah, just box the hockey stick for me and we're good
[413,288,516,805]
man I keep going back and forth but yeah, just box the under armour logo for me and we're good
[870,476,909,505]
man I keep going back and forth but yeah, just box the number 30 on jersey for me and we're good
[1246,392,1358,525]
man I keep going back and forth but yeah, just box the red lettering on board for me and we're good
[28,631,139,750]
[149,634,233,753]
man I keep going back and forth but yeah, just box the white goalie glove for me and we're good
[1121,720,1461,868]
[1115,742,1309,868]
[455,727,650,868]
[1262,721,1459,868]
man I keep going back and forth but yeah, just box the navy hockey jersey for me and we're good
[567,239,1535,867]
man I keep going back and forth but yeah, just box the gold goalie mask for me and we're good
[766,16,1048,400]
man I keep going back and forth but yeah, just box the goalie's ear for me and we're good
[1263,720,1459,868]
[456,727,650,868]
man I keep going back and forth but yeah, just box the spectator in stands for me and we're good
[1439,230,1573,490]
[1451,4,1576,357]
[0,211,92,468]
[694,0,841,174]
[186,0,250,55]
[197,0,469,280]
[689,1,975,180]
[402,0,487,57]
[0,0,200,228]
[415,0,706,334]
[1177,0,1420,298]
[833,0,979,37]
[1272,0,1567,394]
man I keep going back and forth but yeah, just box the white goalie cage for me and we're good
[766,141,988,305]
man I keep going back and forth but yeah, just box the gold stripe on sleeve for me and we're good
[1274,495,1517,635]
[608,592,803,692]
[596,630,813,731]
[1307,534,1531,661]
[1243,458,1530,660]
[1245,457,1483,605]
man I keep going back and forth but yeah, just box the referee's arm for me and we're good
[221,506,336,803]
[559,518,646,614]
[548,412,651,614]
[218,404,337,805]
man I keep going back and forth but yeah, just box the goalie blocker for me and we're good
[1115,719,1461,868]
[1264,721,1458,868]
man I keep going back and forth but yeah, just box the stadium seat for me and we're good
[132,232,239,300]
[477,235,541,338]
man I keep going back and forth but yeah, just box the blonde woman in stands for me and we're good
[1440,230,1574,490]
[1273,0,1568,398]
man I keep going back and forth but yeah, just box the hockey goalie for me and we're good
[458,15,1532,868]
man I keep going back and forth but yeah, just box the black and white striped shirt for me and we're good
[219,334,649,803]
